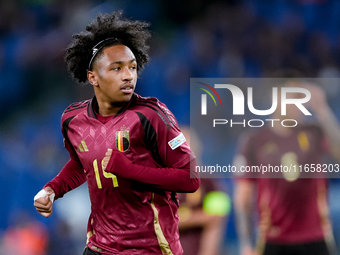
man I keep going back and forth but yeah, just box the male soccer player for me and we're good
[33,11,200,255]
[234,80,340,255]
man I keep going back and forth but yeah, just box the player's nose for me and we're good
[122,67,133,81]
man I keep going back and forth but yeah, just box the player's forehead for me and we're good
[101,45,136,64]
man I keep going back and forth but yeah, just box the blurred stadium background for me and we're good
[1,0,340,254]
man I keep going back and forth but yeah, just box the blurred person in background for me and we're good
[178,127,230,255]
[1,211,48,255]
[33,11,199,255]
[234,73,340,255]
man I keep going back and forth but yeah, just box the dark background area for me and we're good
[1,0,340,254]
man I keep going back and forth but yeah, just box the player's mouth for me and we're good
[120,83,134,94]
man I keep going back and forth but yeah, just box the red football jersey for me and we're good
[46,94,194,255]
[235,125,331,244]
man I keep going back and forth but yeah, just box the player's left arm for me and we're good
[103,104,200,192]
[304,84,340,161]
[103,149,199,192]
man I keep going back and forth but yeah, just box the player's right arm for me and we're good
[34,112,86,217]
[33,153,86,217]
[44,153,86,199]
[234,179,258,255]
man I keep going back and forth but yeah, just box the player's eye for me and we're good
[112,67,121,71]
[130,65,137,70]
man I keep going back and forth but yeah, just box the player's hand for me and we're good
[34,187,55,218]
[102,148,113,171]
[102,148,133,175]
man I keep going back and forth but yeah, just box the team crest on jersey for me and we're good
[116,130,130,152]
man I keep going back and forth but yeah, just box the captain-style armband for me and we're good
[34,189,55,203]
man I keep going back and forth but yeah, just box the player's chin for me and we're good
[117,91,134,102]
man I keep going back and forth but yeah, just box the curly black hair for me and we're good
[65,11,151,83]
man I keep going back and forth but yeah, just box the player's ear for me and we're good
[87,71,99,86]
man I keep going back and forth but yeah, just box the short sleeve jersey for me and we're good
[235,125,331,244]
[56,94,194,255]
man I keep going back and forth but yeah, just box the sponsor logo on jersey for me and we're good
[168,133,186,150]
[116,130,130,152]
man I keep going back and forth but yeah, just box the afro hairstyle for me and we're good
[65,11,151,83]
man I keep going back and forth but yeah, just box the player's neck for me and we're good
[97,103,122,116]
[94,97,125,116]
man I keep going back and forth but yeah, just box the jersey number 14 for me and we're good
[93,159,119,188]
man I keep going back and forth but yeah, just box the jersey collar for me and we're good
[87,94,137,119]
